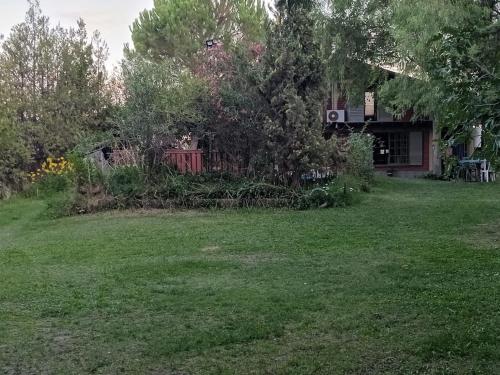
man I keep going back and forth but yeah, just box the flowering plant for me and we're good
[29,156,74,183]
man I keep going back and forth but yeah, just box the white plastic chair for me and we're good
[489,165,496,182]
[480,160,491,182]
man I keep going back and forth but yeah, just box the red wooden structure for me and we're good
[164,149,204,174]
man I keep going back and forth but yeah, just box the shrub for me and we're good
[297,174,368,210]
[307,187,335,208]
[0,116,31,198]
[237,182,291,200]
[107,166,144,200]
[345,132,375,182]
[25,156,75,196]
[36,174,73,194]
[330,174,367,193]
[70,153,106,188]
[60,168,369,215]
[45,190,78,218]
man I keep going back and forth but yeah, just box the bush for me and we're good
[36,174,73,194]
[297,174,368,209]
[107,166,144,200]
[70,153,106,188]
[306,188,334,208]
[345,132,375,182]
[0,116,31,198]
[45,190,78,218]
[145,175,300,208]
[60,166,369,215]
[24,156,76,197]
[237,182,291,200]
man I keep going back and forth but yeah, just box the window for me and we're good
[373,131,423,166]
[364,92,376,121]
[388,133,409,164]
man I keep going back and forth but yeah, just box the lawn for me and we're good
[0,178,499,374]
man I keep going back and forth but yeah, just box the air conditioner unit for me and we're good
[326,110,345,123]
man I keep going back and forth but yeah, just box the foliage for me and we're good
[131,0,267,66]
[325,0,395,103]
[24,156,75,197]
[0,0,113,163]
[261,0,335,186]
[69,152,106,189]
[28,157,74,183]
[120,42,269,181]
[297,174,366,209]
[330,173,370,194]
[70,169,303,213]
[118,52,211,174]
[31,174,73,196]
[344,132,375,181]
[0,113,31,198]
[107,166,145,201]
[379,0,500,163]
[44,190,79,218]
[202,45,270,177]
[325,0,500,167]
[60,157,350,214]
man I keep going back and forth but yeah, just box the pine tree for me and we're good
[131,0,267,67]
[0,1,112,161]
[261,0,333,185]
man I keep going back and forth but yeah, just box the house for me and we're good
[324,79,442,177]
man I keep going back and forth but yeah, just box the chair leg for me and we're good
[481,171,488,182]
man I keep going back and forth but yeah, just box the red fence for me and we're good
[204,151,243,175]
[111,148,240,175]
[164,149,204,174]
[165,149,243,175]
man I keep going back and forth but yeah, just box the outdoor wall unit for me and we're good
[326,110,345,123]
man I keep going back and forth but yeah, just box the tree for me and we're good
[0,108,31,198]
[118,51,210,174]
[131,0,268,66]
[203,45,270,176]
[324,0,499,166]
[261,0,334,185]
[379,0,500,163]
[0,0,112,161]
[325,0,395,102]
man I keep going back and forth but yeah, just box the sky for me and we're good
[0,0,154,69]
[0,0,274,70]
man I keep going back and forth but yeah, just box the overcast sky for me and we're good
[0,0,154,68]
[0,0,274,70]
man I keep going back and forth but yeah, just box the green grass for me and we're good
[1,178,499,374]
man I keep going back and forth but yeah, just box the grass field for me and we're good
[0,178,499,374]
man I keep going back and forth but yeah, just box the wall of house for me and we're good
[368,123,433,177]
[325,83,441,177]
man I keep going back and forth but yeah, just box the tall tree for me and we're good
[131,0,268,66]
[197,44,270,176]
[380,0,500,162]
[0,105,31,198]
[0,0,112,161]
[325,0,395,102]
[118,50,210,174]
[261,0,334,185]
